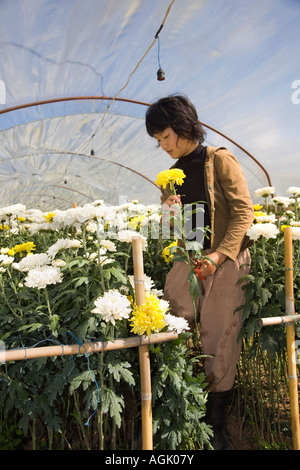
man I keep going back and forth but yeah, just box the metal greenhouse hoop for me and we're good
[0,95,272,187]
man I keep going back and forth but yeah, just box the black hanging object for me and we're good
[91,149,95,156]
[157,67,165,81]
[156,34,165,81]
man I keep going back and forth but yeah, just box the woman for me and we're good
[145,94,254,450]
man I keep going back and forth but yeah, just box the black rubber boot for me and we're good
[205,390,235,450]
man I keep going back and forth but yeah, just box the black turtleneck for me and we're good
[174,144,211,248]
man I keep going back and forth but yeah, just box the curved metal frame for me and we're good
[0,95,272,186]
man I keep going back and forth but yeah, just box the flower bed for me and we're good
[0,184,299,450]
[0,200,210,450]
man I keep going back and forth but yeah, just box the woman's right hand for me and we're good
[163,194,181,207]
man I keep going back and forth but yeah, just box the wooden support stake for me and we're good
[132,236,153,450]
[284,227,300,450]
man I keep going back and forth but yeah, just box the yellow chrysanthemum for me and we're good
[155,169,186,189]
[162,241,178,263]
[129,215,145,230]
[43,212,56,223]
[8,241,36,256]
[253,204,263,211]
[281,224,291,232]
[130,293,167,336]
[254,211,266,218]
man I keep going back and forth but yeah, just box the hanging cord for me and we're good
[66,331,101,426]
[9,332,101,426]
[75,0,175,156]
[157,36,162,69]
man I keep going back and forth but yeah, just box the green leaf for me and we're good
[17,323,44,333]
[102,388,124,428]
[107,361,135,386]
[260,287,272,305]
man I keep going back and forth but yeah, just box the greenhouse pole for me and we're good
[284,227,300,450]
[132,236,153,450]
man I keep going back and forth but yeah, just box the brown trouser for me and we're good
[163,248,251,392]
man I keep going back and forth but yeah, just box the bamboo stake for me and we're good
[0,331,178,363]
[284,227,300,450]
[132,236,153,450]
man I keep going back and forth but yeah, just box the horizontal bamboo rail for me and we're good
[0,331,178,363]
[260,313,300,327]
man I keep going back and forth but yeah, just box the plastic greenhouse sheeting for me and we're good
[0,0,299,210]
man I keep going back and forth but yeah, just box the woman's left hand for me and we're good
[194,251,227,278]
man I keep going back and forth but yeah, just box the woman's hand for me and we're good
[195,251,227,278]
[161,195,182,221]
[162,194,181,207]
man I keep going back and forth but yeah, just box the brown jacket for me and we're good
[160,146,254,261]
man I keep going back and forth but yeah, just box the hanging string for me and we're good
[10,332,101,426]
[157,36,162,69]
[66,331,101,426]
[75,0,176,156]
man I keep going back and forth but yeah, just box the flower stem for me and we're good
[44,286,52,316]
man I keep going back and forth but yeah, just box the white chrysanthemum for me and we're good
[159,298,170,314]
[27,222,54,234]
[272,196,295,208]
[24,266,63,289]
[91,199,104,206]
[247,223,279,240]
[91,289,132,325]
[47,238,81,258]
[291,227,300,240]
[0,254,14,266]
[0,203,26,218]
[12,253,50,272]
[151,288,164,297]
[51,259,66,268]
[117,231,147,250]
[128,274,158,293]
[100,240,117,252]
[254,187,275,199]
[66,205,97,225]
[255,214,276,223]
[164,313,190,334]
[85,221,97,233]
[291,221,300,227]
[286,187,300,197]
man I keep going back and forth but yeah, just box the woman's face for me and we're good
[153,127,197,160]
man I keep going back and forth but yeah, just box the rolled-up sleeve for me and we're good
[213,150,254,260]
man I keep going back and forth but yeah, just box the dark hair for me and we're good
[145,94,206,143]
